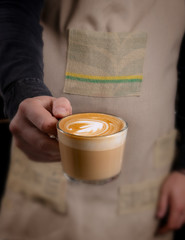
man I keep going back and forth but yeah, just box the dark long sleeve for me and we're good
[174,34,185,170]
[0,0,52,119]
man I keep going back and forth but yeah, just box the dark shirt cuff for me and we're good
[173,143,185,170]
[3,78,52,119]
[172,116,185,170]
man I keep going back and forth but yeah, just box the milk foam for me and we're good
[59,113,125,137]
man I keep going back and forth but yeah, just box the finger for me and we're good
[18,98,58,135]
[15,136,60,162]
[11,114,60,156]
[18,125,59,154]
[158,199,183,234]
[167,196,185,230]
[52,97,72,118]
[157,224,169,235]
[178,212,185,229]
[157,188,168,219]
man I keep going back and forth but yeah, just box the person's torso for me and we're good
[0,1,184,240]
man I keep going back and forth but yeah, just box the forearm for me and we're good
[174,34,185,170]
[4,78,52,119]
[0,0,52,119]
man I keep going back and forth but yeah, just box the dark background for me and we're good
[0,95,11,207]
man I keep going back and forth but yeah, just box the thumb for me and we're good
[157,188,168,219]
[52,97,72,118]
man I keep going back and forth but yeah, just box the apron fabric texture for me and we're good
[64,29,147,97]
[0,0,185,240]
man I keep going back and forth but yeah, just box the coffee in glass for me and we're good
[57,113,128,184]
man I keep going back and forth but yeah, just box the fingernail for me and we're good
[56,107,67,116]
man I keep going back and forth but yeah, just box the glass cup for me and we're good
[57,113,128,184]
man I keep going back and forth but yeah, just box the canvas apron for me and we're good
[0,0,185,240]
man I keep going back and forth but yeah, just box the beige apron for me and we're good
[0,0,185,240]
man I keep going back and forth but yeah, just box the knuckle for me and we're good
[18,99,30,113]
[39,120,46,132]
[19,98,38,114]
[39,119,54,132]
[9,121,19,134]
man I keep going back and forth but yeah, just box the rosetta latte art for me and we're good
[59,113,125,137]
[67,120,110,136]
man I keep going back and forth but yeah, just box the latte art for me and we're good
[67,120,107,136]
[59,113,125,137]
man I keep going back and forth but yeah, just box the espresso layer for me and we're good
[59,143,125,180]
[59,113,125,137]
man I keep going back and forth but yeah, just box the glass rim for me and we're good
[57,112,128,139]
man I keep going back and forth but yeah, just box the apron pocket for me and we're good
[64,29,147,97]
[5,139,67,214]
[154,129,178,169]
[118,177,164,215]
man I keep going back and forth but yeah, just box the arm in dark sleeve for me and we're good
[174,33,185,170]
[0,0,52,119]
